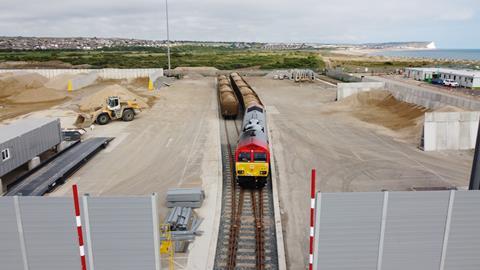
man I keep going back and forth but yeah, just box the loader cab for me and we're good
[106,96,121,111]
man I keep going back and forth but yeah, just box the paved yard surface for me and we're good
[50,77,222,270]
[248,77,473,270]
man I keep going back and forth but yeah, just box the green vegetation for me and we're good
[0,46,325,70]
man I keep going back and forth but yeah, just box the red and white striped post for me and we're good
[309,169,316,270]
[72,184,87,270]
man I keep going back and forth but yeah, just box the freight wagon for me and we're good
[0,118,62,192]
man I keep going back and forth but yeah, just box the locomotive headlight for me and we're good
[238,170,245,175]
[260,171,267,175]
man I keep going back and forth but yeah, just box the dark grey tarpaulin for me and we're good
[6,137,112,196]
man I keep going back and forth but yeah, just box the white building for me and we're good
[405,67,438,81]
[405,67,480,89]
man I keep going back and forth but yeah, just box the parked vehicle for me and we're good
[432,78,444,85]
[443,79,460,87]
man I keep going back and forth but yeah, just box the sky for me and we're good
[0,0,479,48]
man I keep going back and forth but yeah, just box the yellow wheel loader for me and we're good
[74,96,142,128]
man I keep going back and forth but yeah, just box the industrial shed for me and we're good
[0,118,62,192]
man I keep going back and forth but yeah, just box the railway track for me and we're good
[214,117,278,270]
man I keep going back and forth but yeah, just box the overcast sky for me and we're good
[1,0,478,48]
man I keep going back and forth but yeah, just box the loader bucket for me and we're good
[74,113,94,128]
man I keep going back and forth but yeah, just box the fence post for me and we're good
[309,169,316,270]
[72,185,87,270]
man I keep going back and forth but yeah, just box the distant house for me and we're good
[405,67,480,88]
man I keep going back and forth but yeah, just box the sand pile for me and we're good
[332,90,430,141]
[45,73,81,90]
[0,73,48,98]
[130,77,149,88]
[6,87,67,104]
[77,84,149,112]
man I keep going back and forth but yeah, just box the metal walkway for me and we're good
[6,137,112,196]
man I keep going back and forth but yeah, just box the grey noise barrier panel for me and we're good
[313,190,480,270]
[0,194,160,270]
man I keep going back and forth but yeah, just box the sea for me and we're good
[370,49,480,61]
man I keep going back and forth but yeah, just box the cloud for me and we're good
[0,0,478,46]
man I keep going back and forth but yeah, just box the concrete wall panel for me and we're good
[0,68,163,80]
[424,112,480,151]
[336,82,385,99]
[364,76,480,110]
[70,71,99,90]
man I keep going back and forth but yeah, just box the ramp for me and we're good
[6,137,112,196]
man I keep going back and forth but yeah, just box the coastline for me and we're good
[327,48,480,68]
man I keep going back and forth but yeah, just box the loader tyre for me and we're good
[122,109,135,121]
[97,113,110,125]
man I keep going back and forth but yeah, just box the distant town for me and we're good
[0,36,434,51]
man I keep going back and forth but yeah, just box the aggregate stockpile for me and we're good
[330,90,430,142]
[0,73,67,103]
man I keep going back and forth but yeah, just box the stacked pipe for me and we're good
[166,206,193,231]
[290,69,316,82]
[164,206,204,252]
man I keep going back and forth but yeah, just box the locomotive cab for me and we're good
[235,142,270,188]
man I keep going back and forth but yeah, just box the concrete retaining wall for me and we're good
[0,68,163,80]
[363,76,480,110]
[423,111,480,151]
[70,71,99,90]
[337,82,385,99]
[149,70,164,90]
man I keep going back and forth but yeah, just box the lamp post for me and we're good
[165,0,171,70]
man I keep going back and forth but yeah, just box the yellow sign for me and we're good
[148,79,154,91]
[67,80,73,91]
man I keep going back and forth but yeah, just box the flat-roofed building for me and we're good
[405,67,480,88]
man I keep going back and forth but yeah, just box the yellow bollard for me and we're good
[67,80,73,92]
[148,79,154,91]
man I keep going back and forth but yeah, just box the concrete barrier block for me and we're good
[447,121,460,149]
[423,111,480,151]
[459,122,473,149]
[28,156,41,170]
[423,122,436,151]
